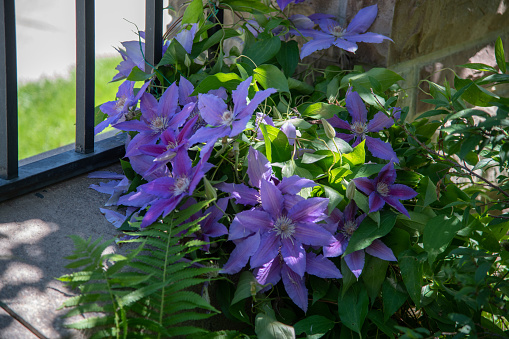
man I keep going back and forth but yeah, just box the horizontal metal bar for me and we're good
[0,0,18,179]
[0,134,126,203]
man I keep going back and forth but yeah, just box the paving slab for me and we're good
[0,164,126,339]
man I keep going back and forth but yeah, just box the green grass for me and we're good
[18,57,122,160]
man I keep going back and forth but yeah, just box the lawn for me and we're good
[18,57,122,160]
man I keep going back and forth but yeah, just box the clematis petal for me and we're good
[178,76,195,105]
[344,250,365,278]
[328,116,351,130]
[293,222,336,247]
[353,177,375,195]
[221,232,261,274]
[367,111,395,132]
[235,209,273,233]
[157,82,179,118]
[383,195,411,218]
[346,4,378,34]
[175,23,198,54]
[141,177,175,199]
[280,121,297,145]
[282,264,308,313]
[306,253,342,278]
[365,136,399,163]
[323,233,349,257]
[343,201,359,222]
[389,184,418,200]
[100,208,127,228]
[217,182,260,206]
[250,232,280,269]
[369,192,386,213]
[365,239,397,261]
[239,87,277,121]
[232,76,252,115]
[345,32,392,44]
[281,239,306,277]
[345,89,367,124]
[255,257,282,287]
[377,162,397,185]
[247,147,272,188]
[300,37,335,59]
[288,197,329,223]
[278,176,316,195]
[332,38,358,53]
[260,180,284,218]
[197,93,228,126]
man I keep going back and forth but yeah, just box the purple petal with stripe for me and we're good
[345,89,367,124]
[232,76,251,115]
[235,209,273,234]
[345,32,392,44]
[300,37,335,59]
[367,111,395,132]
[255,257,282,287]
[250,232,280,269]
[293,222,335,247]
[344,250,365,278]
[216,182,260,206]
[346,4,378,34]
[353,177,375,195]
[306,252,342,278]
[365,239,397,261]
[282,265,308,313]
[389,184,418,200]
[328,115,351,130]
[383,195,411,218]
[323,233,349,257]
[377,162,397,185]
[368,192,385,213]
[288,197,328,223]
[278,176,316,195]
[260,180,284,218]
[247,147,271,188]
[221,232,261,274]
[100,208,127,228]
[332,38,359,53]
[365,136,399,163]
[198,93,228,126]
[281,239,306,277]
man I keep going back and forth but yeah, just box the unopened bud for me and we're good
[346,180,356,200]
[184,54,192,68]
[203,177,217,201]
[321,118,336,140]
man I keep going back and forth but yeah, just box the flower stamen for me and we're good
[351,121,368,138]
[273,215,296,241]
[376,182,390,197]
[172,176,190,195]
[151,116,169,133]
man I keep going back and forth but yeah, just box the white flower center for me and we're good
[221,110,234,126]
[351,121,368,138]
[172,176,190,195]
[151,116,169,133]
[273,215,296,240]
[376,182,390,197]
[343,220,357,237]
[166,141,178,150]
[115,96,127,113]
[330,25,345,38]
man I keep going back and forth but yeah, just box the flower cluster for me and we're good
[90,1,418,316]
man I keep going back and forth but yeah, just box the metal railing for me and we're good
[0,0,163,202]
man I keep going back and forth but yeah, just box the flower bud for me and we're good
[346,180,356,200]
[184,54,192,68]
[321,118,336,140]
[203,177,217,201]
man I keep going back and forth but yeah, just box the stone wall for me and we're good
[291,0,509,119]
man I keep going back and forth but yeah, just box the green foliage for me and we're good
[58,201,221,338]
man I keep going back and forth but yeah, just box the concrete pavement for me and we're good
[0,164,128,338]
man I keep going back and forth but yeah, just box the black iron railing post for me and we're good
[75,0,95,154]
[145,0,163,71]
[0,0,18,179]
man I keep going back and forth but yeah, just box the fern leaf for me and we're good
[65,315,116,329]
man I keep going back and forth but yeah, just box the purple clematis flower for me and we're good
[95,80,150,134]
[300,5,392,59]
[324,201,397,278]
[115,82,195,158]
[328,89,400,163]
[353,162,418,218]
[222,179,334,277]
[277,0,306,11]
[137,148,212,228]
[188,77,276,157]
[255,113,300,146]
[254,251,341,312]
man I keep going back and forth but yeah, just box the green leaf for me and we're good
[310,275,330,305]
[458,62,499,73]
[323,185,343,214]
[417,177,437,208]
[254,64,289,93]
[126,66,152,81]
[299,102,343,119]
[382,278,408,322]
[398,249,425,308]
[199,28,241,53]
[294,315,335,338]
[276,40,299,77]
[191,73,243,95]
[416,109,448,120]
[423,214,463,264]
[158,38,188,67]
[454,76,500,107]
[221,0,274,14]
[343,140,365,166]
[288,77,314,94]
[337,283,369,335]
[255,311,295,339]
[242,36,281,68]
[260,124,292,163]
[495,36,506,74]
[344,212,397,256]
[231,271,264,305]
[361,256,389,302]
[341,68,404,92]
[182,0,203,24]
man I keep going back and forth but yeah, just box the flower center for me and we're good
[343,220,357,237]
[221,110,234,126]
[166,141,178,150]
[151,116,169,133]
[376,182,390,197]
[172,176,190,195]
[330,25,345,38]
[273,215,296,240]
[115,96,127,113]
[351,121,368,138]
